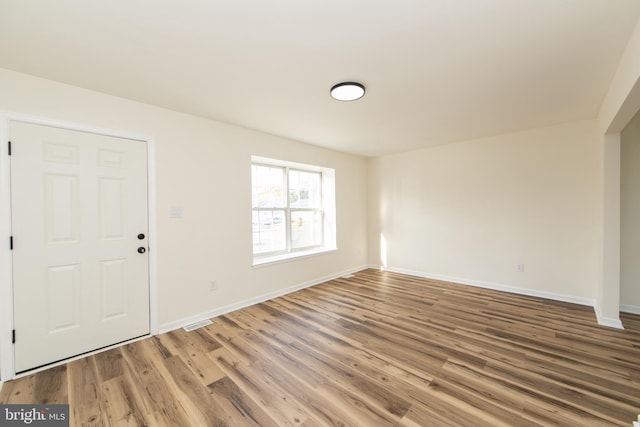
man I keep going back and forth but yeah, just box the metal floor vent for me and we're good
[183,319,213,332]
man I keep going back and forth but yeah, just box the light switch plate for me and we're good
[169,206,183,218]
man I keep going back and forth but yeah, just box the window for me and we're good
[251,156,336,265]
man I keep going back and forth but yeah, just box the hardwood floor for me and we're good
[2,269,639,426]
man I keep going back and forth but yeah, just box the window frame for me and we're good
[251,156,336,266]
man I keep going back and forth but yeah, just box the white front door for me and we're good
[10,121,150,373]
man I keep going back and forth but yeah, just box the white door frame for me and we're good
[0,112,158,381]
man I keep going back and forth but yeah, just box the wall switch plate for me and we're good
[169,206,184,218]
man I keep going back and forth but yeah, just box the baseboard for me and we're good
[160,264,629,334]
[620,304,640,315]
[379,265,596,307]
[159,265,369,333]
[595,305,625,329]
[378,265,630,329]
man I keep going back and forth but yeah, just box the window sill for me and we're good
[252,247,337,268]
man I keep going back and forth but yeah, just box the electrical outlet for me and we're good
[210,280,218,291]
[516,263,525,273]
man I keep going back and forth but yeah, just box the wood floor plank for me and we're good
[2,269,639,426]
[119,340,191,426]
[440,359,581,426]
[208,376,280,427]
[93,348,125,383]
[67,356,107,427]
[483,358,638,425]
[153,333,225,387]
[402,402,471,427]
[210,346,312,427]
[166,327,223,356]
[160,354,228,426]
[0,374,35,403]
[33,364,68,404]
[99,375,150,427]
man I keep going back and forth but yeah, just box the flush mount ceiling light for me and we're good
[330,82,365,101]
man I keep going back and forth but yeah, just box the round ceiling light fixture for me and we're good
[330,82,365,101]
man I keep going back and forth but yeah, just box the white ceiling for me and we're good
[1,1,639,157]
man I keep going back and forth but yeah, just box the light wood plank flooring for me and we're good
[1,269,639,426]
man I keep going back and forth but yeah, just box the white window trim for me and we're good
[251,156,336,266]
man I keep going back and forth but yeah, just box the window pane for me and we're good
[253,210,286,254]
[252,165,285,208]
[290,210,322,249]
[289,170,321,208]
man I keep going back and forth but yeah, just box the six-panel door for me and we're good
[10,121,150,373]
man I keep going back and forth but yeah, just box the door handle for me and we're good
[137,247,146,254]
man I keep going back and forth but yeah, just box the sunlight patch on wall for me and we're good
[380,233,388,268]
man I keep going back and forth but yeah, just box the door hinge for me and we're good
[8,140,11,156]
[10,236,13,250]
[12,329,15,344]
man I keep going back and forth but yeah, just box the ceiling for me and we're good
[1,1,640,157]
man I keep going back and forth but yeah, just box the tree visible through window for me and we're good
[251,158,335,262]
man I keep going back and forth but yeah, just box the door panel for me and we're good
[98,177,127,240]
[100,258,127,320]
[10,121,150,373]
[44,173,81,243]
[47,263,81,332]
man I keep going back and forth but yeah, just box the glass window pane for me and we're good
[290,210,322,249]
[289,170,321,208]
[252,165,285,208]
[253,210,286,254]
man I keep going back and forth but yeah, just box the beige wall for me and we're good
[621,109,640,311]
[368,120,601,302]
[0,68,368,329]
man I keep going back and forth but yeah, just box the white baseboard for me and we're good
[620,304,640,315]
[595,305,624,329]
[380,265,629,329]
[379,265,596,307]
[160,264,631,334]
[159,265,369,333]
